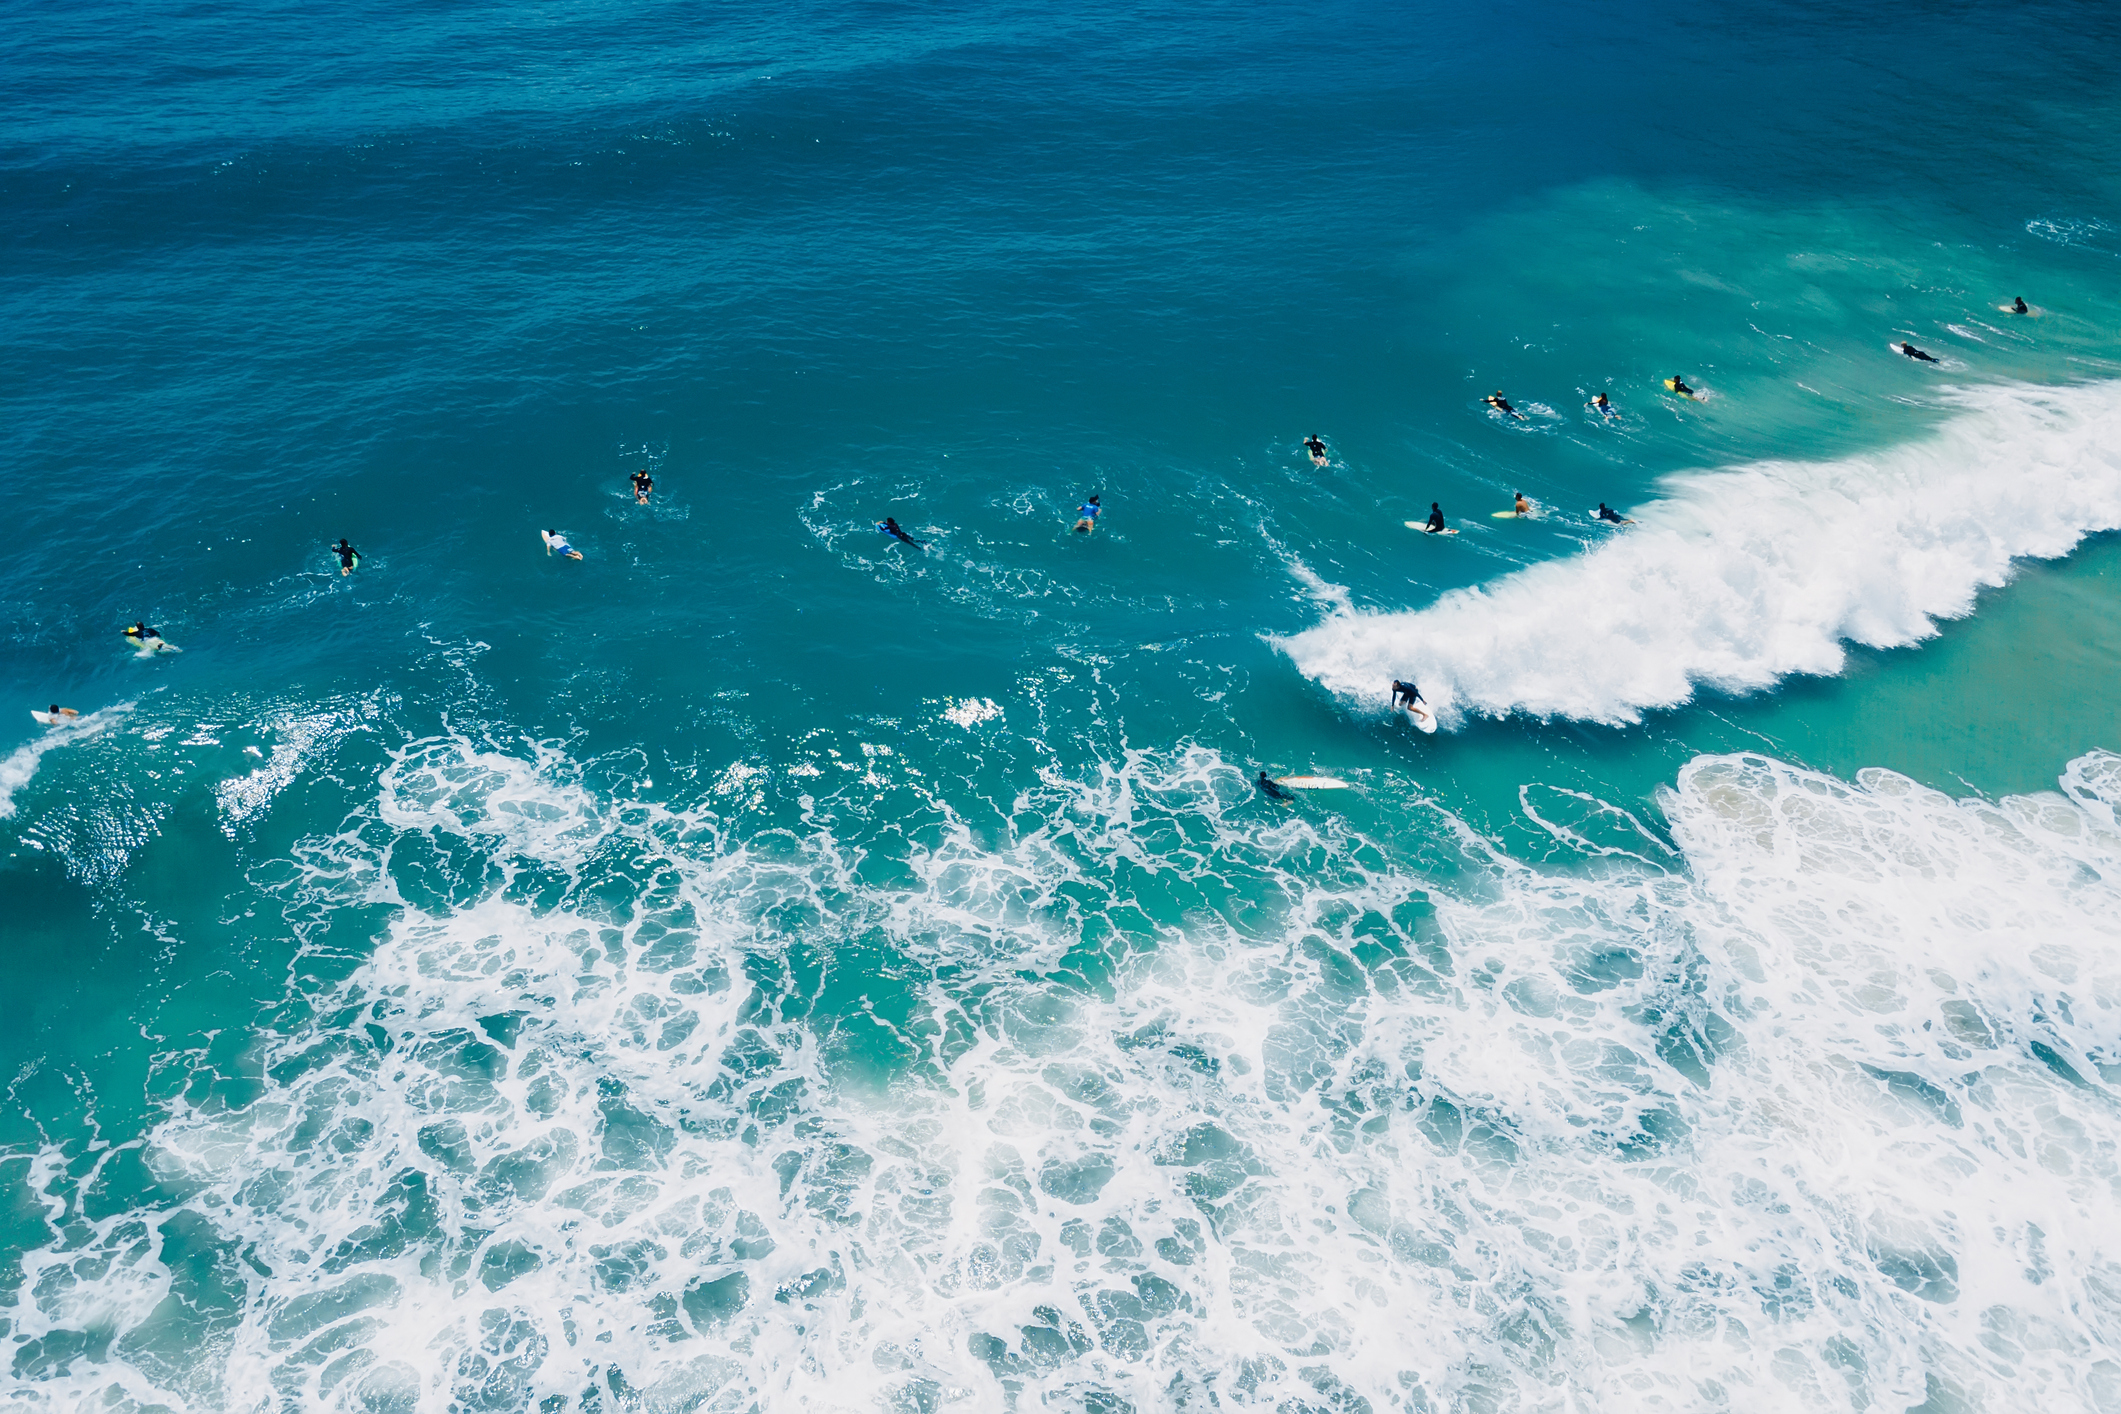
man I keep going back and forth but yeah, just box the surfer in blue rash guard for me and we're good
[1256,770,1292,801]
[1595,503,1634,525]
[879,516,925,548]
[1391,679,1425,710]
[1072,495,1101,533]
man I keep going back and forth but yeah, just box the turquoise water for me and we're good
[6,1,2121,1409]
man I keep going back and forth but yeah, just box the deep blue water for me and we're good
[6,1,2121,1408]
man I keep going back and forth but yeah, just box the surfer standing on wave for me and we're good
[1391,679,1425,710]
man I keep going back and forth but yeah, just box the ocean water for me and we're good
[5,0,2121,1408]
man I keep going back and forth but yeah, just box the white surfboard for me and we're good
[1406,702,1437,734]
[1276,775,1351,790]
[1491,509,1532,520]
[30,710,71,726]
[1998,303,2040,316]
[122,633,179,654]
[1404,522,1459,535]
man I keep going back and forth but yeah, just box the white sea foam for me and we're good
[10,729,2121,1411]
[1279,380,2121,725]
[0,705,129,819]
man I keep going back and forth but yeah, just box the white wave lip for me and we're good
[1281,380,2121,725]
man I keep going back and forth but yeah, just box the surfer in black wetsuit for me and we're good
[1391,679,1425,710]
[1304,434,1328,464]
[1256,770,1291,801]
[1425,503,1447,534]
[332,538,359,575]
[631,470,654,503]
[1898,341,1938,363]
[1595,503,1633,525]
[2012,296,2030,314]
[1669,375,1695,397]
[125,621,162,643]
[879,517,925,548]
[1484,391,1520,418]
[1591,392,1614,416]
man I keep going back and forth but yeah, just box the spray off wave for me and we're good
[1281,381,2121,725]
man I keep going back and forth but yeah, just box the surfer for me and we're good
[542,529,584,560]
[1591,392,1614,416]
[1595,503,1634,525]
[1256,770,1292,801]
[1304,434,1329,465]
[1668,375,1695,398]
[1898,341,1938,363]
[631,469,654,503]
[124,622,163,644]
[1511,492,1530,517]
[1483,391,1520,419]
[1391,679,1425,710]
[2012,296,2029,315]
[878,516,926,548]
[43,704,79,721]
[1072,495,1101,533]
[331,538,359,576]
[1425,503,1447,534]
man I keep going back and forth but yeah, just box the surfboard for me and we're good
[1491,509,1531,519]
[1309,452,1329,468]
[1404,522,1459,535]
[1663,379,1699,400]
[1998,303,2040,316]
[30,710,71,726]
[1276,775,1351,790]
[122,633,178,654]
[1886,340,1939,362]
[1406,702,1437,734]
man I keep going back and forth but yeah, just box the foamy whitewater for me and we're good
[11,725,2121,1411]
[1281,382,2121,725]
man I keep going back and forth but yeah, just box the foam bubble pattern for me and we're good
[8,737,2121,1413]
[1280,380,2121,725]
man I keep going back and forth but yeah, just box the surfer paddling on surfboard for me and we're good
[1595,502,1634,525]
[1590,392,1615,418]
[38,705,79,724]
[1304,434,1329,467]
[331,538,360,576]
[1483,391,1522,419]
[631,469,654,503]
[878,516,926,548]
[541,529,584,560]
[1897,341,1939,363]
[1072,496,1101,533]
[1665,375,1697,399]
[124,622,164,646]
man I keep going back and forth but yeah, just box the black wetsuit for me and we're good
[1596,504,1627,524]
[1391,679,1425,709]
[1426,506,1446,533]
[1256,771,1291,801]
[334,541,359,570]
[127,623,161,641]
[1304,438,1327,460]
[880,519,925,548]
[632,473,654,499]
[1900,343,1938,363]
[1486,396,1517,416]
[2013,298,2029,314]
